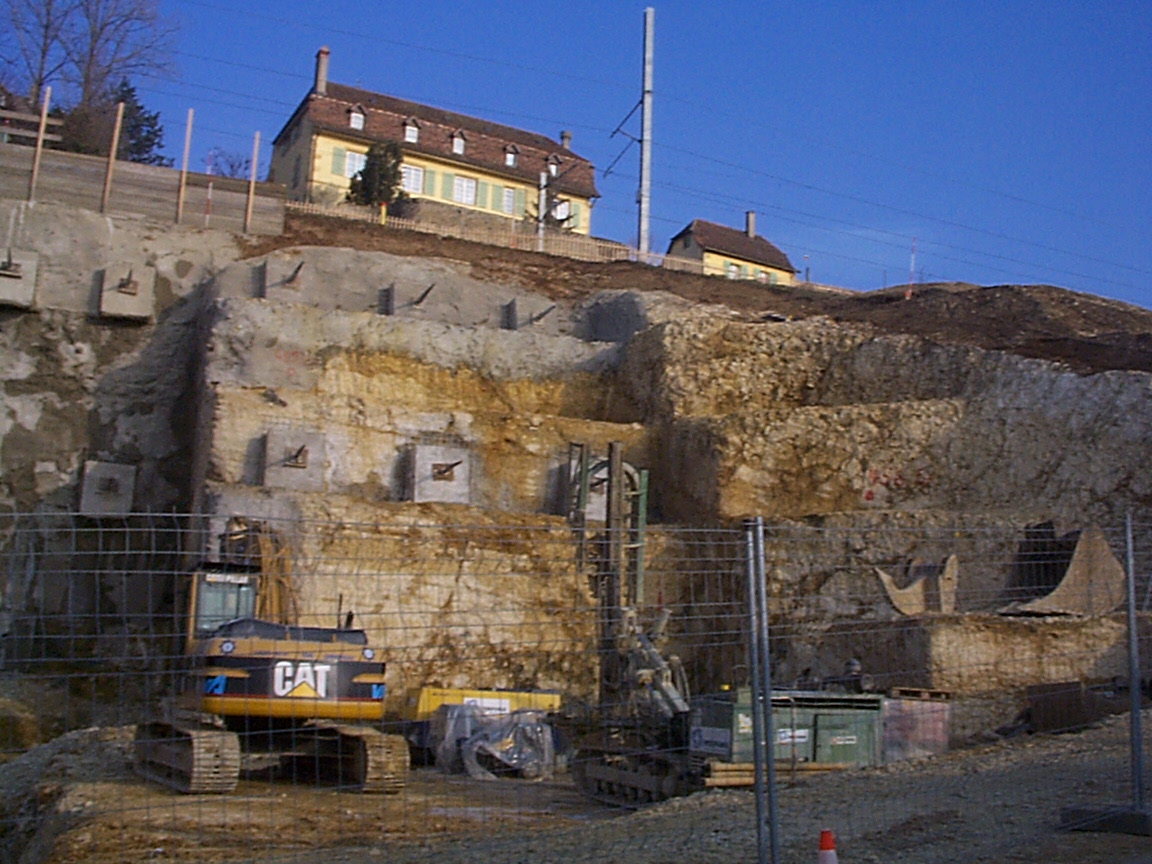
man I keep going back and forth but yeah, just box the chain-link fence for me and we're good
[1,511,1148,863]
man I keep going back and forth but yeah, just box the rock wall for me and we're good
[199,296,644,515]
[802,614,1143,696]
[621,314,1152,528]
[199,490,598,703]
[0,200,242,515]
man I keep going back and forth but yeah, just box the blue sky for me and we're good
[139,1,1150,304]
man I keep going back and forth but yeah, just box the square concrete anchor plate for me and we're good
[100,263,155,320]
[79,461,137,516]
[412,445,471,503]
[264,428,326,492]
[1061,806,1152,835]
[264,254,308,297]
[0,249,38,309]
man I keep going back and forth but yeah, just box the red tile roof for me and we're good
[669,219,795,272]
[275,83,599,200]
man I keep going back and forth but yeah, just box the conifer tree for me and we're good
[347,141,403,207]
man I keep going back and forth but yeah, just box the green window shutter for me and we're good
[513,188,526,217]
[570,201,580,228]
[422,168,436,195]
[490,185,503,211]
[331,147,346,176]
[442,172,455,200]
[476,181,488,209]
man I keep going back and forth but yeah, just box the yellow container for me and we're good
[401,686,560,722]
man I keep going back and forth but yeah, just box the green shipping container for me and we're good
[690,689,883,768]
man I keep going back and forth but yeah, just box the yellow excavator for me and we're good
[134,522,409,794]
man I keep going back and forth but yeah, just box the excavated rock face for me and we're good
[620,312,1152,527]
[0,201,241,515]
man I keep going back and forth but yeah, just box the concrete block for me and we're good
[78,461,137,516]
[411,444,471,503]
[0,249,38,309]
[100,262,155,320]
[264,428,326,492]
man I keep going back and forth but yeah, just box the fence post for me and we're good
[244,130,260,233]
[175,108,193,224]
[101,102,125,214]
[744,518,770,864]
[753,516,780,863]
[1127,512,1146,811]
[27,86,51,203]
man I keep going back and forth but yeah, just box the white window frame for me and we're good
[401,164,424,195]
[344,151,366,179]
[553,199,570,221]
[349,111,364,131]
[504,151,517,167]
[404,124,419,144]
[502,187,515,214]
[453,175,477,205]
[452,134,465,155]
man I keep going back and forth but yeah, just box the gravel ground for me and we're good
[6,714,1152,864]
[316,713,1152,864]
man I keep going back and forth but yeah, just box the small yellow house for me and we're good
[666,214,796,284]
[269,48,599,234]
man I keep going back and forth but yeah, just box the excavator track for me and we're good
[325,725,410,793]
[134,722,241,794]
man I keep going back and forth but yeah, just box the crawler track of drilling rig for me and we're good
[570,731,699,808]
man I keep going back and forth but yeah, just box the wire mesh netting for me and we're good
[1,511,1149,863]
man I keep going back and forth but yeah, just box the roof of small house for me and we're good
[670,219,796,272]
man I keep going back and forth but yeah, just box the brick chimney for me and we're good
[560,130,572,150]
[314,46,330,96]
[745,210,756,238]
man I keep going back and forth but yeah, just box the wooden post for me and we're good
[243,130,260,233]
[100,102,125,214]
[27,86,51,203]
[175,108,193,224]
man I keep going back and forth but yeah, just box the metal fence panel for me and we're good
[0,512,1148,863]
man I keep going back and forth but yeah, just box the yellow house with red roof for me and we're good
[269,48,599,234]
[666,214,796,284]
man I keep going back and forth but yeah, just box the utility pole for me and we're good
[637,7,654,258]
[537,171,548,252]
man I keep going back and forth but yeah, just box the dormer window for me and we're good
[404,119,419,143]
[547,154,561,177]
[348,106,365,131]
[452,132,466,155]
[504,145,519,168]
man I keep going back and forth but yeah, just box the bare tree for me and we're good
[210,150,251,180]
[0,0,175,107]
[2,0,75,105]
[66,0,176,106]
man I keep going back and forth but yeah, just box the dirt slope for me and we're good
[244,213,1152,376]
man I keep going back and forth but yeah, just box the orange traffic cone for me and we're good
[817,829,838,864]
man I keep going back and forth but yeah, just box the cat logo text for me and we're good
[273,661,331,698]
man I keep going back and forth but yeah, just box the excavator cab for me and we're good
[188,570,257,644]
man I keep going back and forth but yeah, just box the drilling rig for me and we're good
[564,443,703,806]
